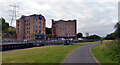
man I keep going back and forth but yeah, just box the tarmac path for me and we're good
[63,43,100,64]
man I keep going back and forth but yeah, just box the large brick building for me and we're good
[16,14,46,40]
[52,19,77,39]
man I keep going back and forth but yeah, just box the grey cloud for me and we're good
[0,1,118,37]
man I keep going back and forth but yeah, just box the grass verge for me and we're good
[83,40,114,44]
[83,41,100,44]
[2,44,86,63]
[91,40,119,64]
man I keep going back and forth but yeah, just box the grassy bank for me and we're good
[2,44,86,63]
[91,40,119,64]
[83,41,100,44]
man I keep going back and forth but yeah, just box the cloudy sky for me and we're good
[0,0,119,37]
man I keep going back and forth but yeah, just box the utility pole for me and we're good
[9,4,19,26]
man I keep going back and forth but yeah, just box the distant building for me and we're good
[52,19,77,39]
[16,14,46,40]
[86,32,89,37]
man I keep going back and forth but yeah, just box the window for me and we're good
[66,33,68,35]
[18,24,19,26]
[35,22,37,25]
[39,24,41,26]
[39,20,41,24]
[36,26,37,29]
[36,19,38,21]
[72,33,74,35]
[54,31,55,34]
[39,20,41,26]
[18,31,19,34]
[33,19,34,21]
[35,36,37,38]
[39,30,41,33]
[29,23,30,25]
[18,28,19,30]
[42,31,44,34]
[39,26,41,30]
[36,31,37,33]
[29,31,30,34]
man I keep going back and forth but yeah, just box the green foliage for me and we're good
[46,27,51,34]
[46,34,52,39]
[77,32,83,38]
[86,34,101,39]
[114,22,120,38]
[8,28,16,35]
[104,33,115,40]
[115,39,120,63]
[0,17,9,33]
[91,41,119,63]
[7,28,17,39]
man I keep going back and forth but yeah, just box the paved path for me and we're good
[63,43,100,63]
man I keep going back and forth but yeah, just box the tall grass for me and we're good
[115,39,120,63]
[105,40,119,62]
[102,39,120,63]
[91,40,119,63]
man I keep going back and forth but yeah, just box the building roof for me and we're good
[18,14,45,20]
[52,19,76,24]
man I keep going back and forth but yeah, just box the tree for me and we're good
[115,21,120,38]
[46,34,52,39]
[104,33,115,40]
[114,21,120,63]
[46,27,51,34]
[8,27,17,39]
[8,28,16,35]
[86,34,101,39]
[46,27,52,39]
[0,17,9,33]
[77,32,83,38]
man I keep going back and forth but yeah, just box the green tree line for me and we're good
[0,17,17,39]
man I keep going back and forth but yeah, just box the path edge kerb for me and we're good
[89,47,101,65]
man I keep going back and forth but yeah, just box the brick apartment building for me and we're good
[52,19,77,39]
[16,14,46,40]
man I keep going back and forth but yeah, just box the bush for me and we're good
[105,39,120,63]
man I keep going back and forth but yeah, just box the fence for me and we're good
[1,39,99,51]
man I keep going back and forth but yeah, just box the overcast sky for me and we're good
[0,0,119,37]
